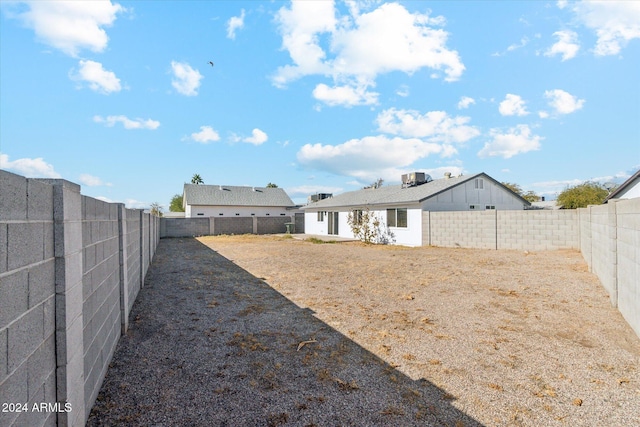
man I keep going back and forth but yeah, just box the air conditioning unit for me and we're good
[401,172,432,187]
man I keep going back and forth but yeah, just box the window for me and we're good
[317,211,324,222]
[486,205,495,210]
[280,213,286,216]
[474,178,484,189]
[352,209,363,225]
[469,205,477,210]
[197,213,204,216]
[235,213,240,216]
[387,208,407,228]
[219,213,224,216]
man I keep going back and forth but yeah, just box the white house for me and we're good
[302,172,530,246]
[605,169,640,202]
[183,184,297,218]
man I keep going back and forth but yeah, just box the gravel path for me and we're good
[88,236,640,426]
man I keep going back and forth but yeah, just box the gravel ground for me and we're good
[87,235,640,426]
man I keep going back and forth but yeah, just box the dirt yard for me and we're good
[198,234,640,426]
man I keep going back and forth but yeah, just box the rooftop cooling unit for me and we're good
[402,172,432,187]
[308,193,333,203]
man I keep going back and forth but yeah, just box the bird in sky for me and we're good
[208,61,214,67]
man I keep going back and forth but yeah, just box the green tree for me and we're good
[502,182,541,203]
[150,202,163,217]
[266,182,278,188]
[191,174,204,185]
[169,194,184,212]
[557,182,609,209]
[501,182,523,195]
[522,190,541,203]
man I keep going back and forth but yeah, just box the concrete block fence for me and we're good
[160,213,304,238]
[579,199,640,339]
[0,171,159,427]
[421,202,639,339]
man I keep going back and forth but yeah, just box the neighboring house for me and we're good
[605,169,640,202]
[183,184,297,218]
[529,199,561,210]
[163,211,185,218]
[302,172,530,246]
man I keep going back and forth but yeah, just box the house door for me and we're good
[327,212,339,235]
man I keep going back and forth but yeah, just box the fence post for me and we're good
[117,204,129,334]
[50,179,86,426]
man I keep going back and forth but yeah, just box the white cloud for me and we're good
[78,173,111,187]
[312,83,378,106]
[170,61,203,96]
[457,96,475,109]
[227,9,245,40]
[478,125,542,159]
[8,0,125,57]
[188,126,220,144]
[499,94,529,116]
[274,1,464,107]
[93,115,160,130]
[0,153,61,178]
[376,108,480,144]
[297,135,444,182]
[544,89,585,115]
[395,85,410,97]
[243,128,268,145]
[545,30,580,61]
[568,1,640,56]
[70,60,121,94]
[492,36,529,56]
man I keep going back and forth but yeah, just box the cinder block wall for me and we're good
[213,217,253,235]
[81,196,121,420]
[159,216,304,238]
[0,173,56,427]
[615,198,640,338]
[497,210,578,250]
[429,211,497,249]
[422,209,579,251]
[0,171,160,427]
[579,199,640,338]
[256,217,290,234]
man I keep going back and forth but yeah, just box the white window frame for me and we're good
[387,208,408,228]
[475,178,484,190]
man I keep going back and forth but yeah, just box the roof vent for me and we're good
[402,172,432,188]
[444,172,452,179]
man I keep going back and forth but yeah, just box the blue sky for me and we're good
[1,0,639,209]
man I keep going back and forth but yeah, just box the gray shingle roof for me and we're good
[183,184,295,207]
[303,173,529,209]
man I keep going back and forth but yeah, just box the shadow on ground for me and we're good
[87,238,483,426]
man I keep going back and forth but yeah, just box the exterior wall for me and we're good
[614,198,640,338]
[304,208,423,246]
[304,211,328,236]
[0,173,56,427]
[159,216,303,238]
[423,178,527,211]
[579,199,640,338]
[497,210,578,250]
[429,211,497,249]
[587,203,618,303]
[185,204,295,218]
[422,210,578,250]
[81,197,121,420]
[0,171,160,427]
